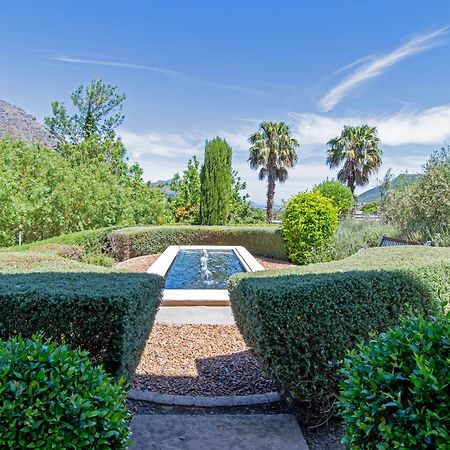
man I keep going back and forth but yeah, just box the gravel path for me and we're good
[132,324,276,396]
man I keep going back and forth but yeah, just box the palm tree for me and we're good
[248,122,299,223]
[326,125,382,194]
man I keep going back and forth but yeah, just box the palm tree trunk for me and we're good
[266,172,275,224]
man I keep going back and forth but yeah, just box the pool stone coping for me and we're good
[128,389,282,407]
[147,245,265,306]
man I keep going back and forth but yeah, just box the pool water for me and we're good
[165,250,245,289]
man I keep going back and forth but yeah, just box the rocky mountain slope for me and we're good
[0,100,56,148]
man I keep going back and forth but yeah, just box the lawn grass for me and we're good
[0,251,110,274]
[241,246,450,278]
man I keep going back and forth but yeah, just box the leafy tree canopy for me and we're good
[327,125,382,194]
[248,122,299,223]
[45,79,125,144]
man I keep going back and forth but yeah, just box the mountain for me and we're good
[358,174,419,203]
[0,100,56,148]
[148,179,176,198]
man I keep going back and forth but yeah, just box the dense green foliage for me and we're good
[282,191,339,264]
[340,314,450,449]
[199,137,233,225]
[168,157,263,224]
[0,139,165,247]
[0,264,164,382]
[169,156,202,223]
[327,125,382,193]
[248,122,299,223]
[314,180,354,216]
[229,247,450,424]
[311,216,400,262]
[382,147,450,245]
[109,225,287,261]
[360,201,379,214]
[0,335,130,449]
[45,79,126,144]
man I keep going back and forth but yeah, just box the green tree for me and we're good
[282,191,339,265]
[326,125,382,194]
[248,122,299,223]
[45,79,125,144]
[169,156,202,223]
[0,138,165,246]
[314,180,354,216]
[382,146,450,244]
[199,138,233,225]
[229,171,265,224]
[58,136,129,176]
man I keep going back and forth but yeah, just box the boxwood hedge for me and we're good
[228,246,450,424]
[0,257,164,382]
[0,335,131,449]
[339,314,450,449]
[109,225,287,261]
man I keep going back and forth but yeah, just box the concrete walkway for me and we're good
[130,414,308,450]
[155,306,235,325]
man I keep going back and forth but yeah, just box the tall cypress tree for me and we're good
[199,137,233,225]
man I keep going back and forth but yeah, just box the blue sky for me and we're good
[2,1,450,203]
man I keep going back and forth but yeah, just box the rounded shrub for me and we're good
[339,314,450,449]
[282,191,339,264]
[0,335,131,449]
[313,180,354,216]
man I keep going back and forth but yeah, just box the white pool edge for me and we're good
[147,245,264,305]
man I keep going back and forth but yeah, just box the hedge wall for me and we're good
[228,246,450,424]
[0,267,164,383]
[1,226,119,255]
[109,226,287,261]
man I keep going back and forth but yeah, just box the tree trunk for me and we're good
[266,171,275,224]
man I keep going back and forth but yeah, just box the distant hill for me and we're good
[0,100,56,148]
[358,174,419,203]
[148,179,176,198]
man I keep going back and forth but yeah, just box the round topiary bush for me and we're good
[282,191,339,264]
[339,314,450,449]
[313,180,354,216]
[0,335,131,449]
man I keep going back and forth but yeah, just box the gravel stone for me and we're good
[132,324,277,396]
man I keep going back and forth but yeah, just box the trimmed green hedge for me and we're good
[109,226,287,261]
[228,247,450,424]
[1,226,119,255]
[339,314,450,449]
[1,335,131,449]
[0,267,164,382]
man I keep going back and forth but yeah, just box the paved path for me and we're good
[155,306,235,325]
[130,414,308,450]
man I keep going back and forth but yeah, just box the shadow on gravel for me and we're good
[133,350,277,397]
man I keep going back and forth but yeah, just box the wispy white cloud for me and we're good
[51,55,265,95]
[119,129,204,159]
[120,103,446,203]
[292,104,450,146]
[52,55,187,78]
[319,27,448,111]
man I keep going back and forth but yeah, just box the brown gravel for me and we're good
[113,254,160,272]
[132,324,276,396]
[256,256,294,269]
[114,253,294,272]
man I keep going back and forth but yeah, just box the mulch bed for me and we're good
[303,419,345,449]
[132,324,277,397]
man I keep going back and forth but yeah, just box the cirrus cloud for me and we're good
[319,27,448,111]
[292,104,450,146]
